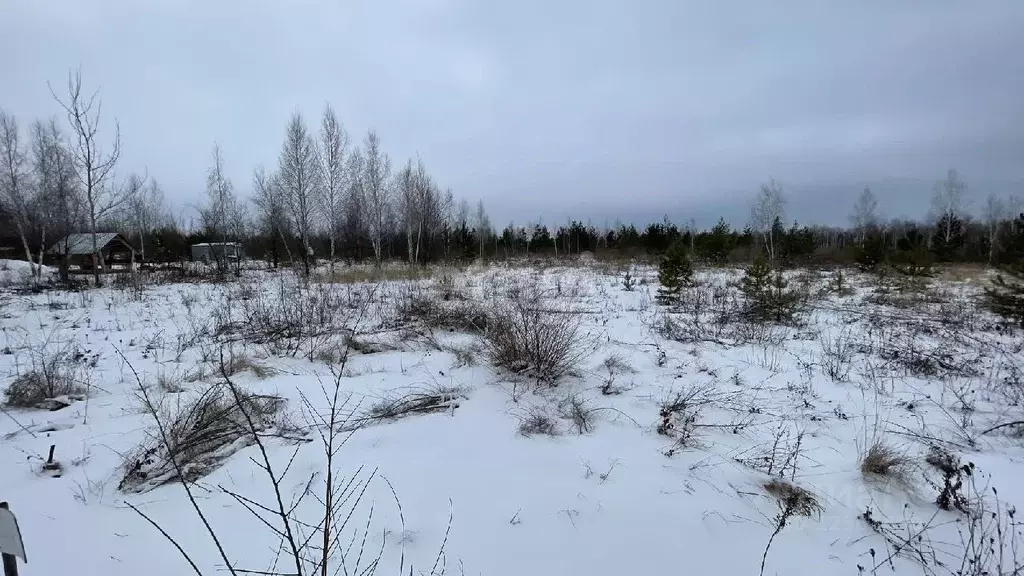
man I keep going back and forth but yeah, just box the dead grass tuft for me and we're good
[119,383,284,493]
[365,386,466,422]
[860,438,914,481]
[763,478,823,517]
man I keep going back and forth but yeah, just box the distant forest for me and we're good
[3,73,1023,275]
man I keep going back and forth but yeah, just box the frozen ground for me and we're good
[1,261,1023,575]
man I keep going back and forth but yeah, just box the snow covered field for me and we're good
[1,261,1023,576]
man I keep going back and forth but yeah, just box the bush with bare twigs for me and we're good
[657,382,733,454]
[819,330,856,382]
[231,278,371,359]
[558,393,598,434]
[859,478,1022,576]
[482,286,587,384]
[3,341,91,409]
[398,289,487,333]
[736,424,806,480]
[518,406,559,437]
[925,445,975,513]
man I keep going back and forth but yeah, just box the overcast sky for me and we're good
[3,1,1024,228]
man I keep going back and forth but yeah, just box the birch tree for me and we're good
[475,199,491,258]
[342,147,366,263]
[279,112,319,276]
[850,187,879,242]
[984,193,1005,264]
[127,178,166,262]
[750,179,786,261]
[34,119,82,280]
[202,143,239,272]
[363,130,391,265]
[252,166,292,268]
[317,104,348,273]
[396,159,417,263]
[51,70,125,286]
[0,109,38,277]
[412,159,446,263]
[931,168,969,245]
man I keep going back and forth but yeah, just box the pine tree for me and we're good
[894,228,933,277]
[855,234,886,271]
[740,254,773,304]
[986,267,1024,325]
[741,255,801,322]
[657,240,693,303]
[986,216,1024,324]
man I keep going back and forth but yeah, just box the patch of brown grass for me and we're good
[312,265,436,285]
[763,479,822,517]
[221,354,275,379]
[860,438,913,481]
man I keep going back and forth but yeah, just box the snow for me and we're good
[1,263,1023,575]
[0,259,54,285]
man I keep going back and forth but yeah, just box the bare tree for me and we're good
[1007,194,1023,235]
[342,147,366,263]
[0,109,38,277]
[317,104,347,274]
[252,166,292,268]
[475,199,491,258]
[440,187,455,259]
[931,168,969,245]
[984,193,1006,264]
[750,179,786,261]
[201,144,240,273]
[128,177,166,262]
[34,119,82,280]
[50,70,125,286]
[850,187,879,243]
[396,159,417,263]
[412,159,446,264]
[362,130,391,266]
[279,112,320,276]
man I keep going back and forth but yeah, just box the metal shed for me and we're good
[190,242,245,264]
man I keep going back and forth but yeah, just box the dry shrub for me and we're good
[155,370,185,393]
[483,287,587,383]
[313,264,434,285]
[444,343,480,368]
[518,407,559,437]
[233,279,358,359]
[763,479,823,517]
[365,386,465,422]
[860,438,913,481]
[4,343,90,409]
[925,445,974,513]
[119,383,284,493]
[398,290,487,333]
[820,330,856,382]
[657,382,723,451]
[736,424,806,479]
[602,354,635,375]
[221,353,275,379]
[558,393,598,434]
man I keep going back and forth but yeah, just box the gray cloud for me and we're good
[3,1,1022,227]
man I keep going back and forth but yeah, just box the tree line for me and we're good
[3,71,1023,284]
